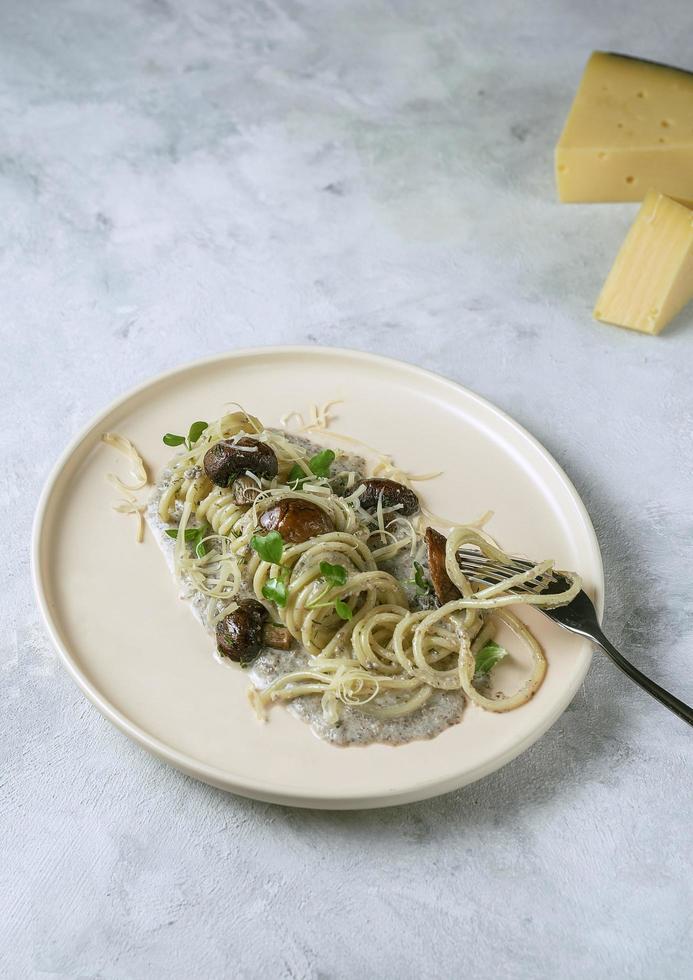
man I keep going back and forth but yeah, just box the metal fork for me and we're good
[457,549,693,727]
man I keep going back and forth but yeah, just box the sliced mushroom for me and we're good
[356,478,419,516]
[232,474,262,505]
[259,498,333,544]
[216,600,293,662]
[425,527,460,606]
[204,437,278,488]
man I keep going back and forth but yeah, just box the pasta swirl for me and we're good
[148,409,583,739]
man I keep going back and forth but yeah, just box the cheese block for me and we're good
[594,190,693,334]
[556,52,693,203]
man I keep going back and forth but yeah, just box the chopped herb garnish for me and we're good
[162,420,209,450]
[474,641,508,677]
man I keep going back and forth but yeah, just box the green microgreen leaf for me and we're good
[334,599,353,621]
[288,449,336,489]
[308,449,335,478]
[288,463,305,487]
[187,420,208,447]
[412,561,432,595]
[319,561,347,587]
[306,562,350,616]
[474,641,508,677]
[305,585,331,610]
[165,527,199,542]
[164,420,208,450]
[166,523,211,557]
[406,561,432,594]
[262,578,288,607]
[250,531,284,565]
[163,433,186,447]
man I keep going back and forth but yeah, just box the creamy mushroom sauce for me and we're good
[148,430,464,746]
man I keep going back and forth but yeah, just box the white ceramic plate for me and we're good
[32,347,603,809]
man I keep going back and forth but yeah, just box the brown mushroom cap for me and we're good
[204,437,278,488]
[259,498,333,544]
[357,478,419,517]
[216,599,269,663]
[425,527,460,606]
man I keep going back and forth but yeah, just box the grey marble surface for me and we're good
[3,1,693,977]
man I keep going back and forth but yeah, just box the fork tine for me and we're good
[458,560,553,581]
[454,547,562,598]
[456,549,536,575]
[462,572,543,595]
[457,559,538,581]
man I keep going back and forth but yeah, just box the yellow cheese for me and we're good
[556,52,693,203]
[594,190,693,334]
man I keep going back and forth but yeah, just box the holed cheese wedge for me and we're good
[556,52,693,203]
[594,190,693,334]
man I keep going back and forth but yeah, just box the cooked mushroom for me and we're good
[216,598,268,663]
[356,478,419,516]
[425,527,460,606]
[204,437,278,488]
[216,599,293,663]
[232,474,262,505]
[259,498,333,544]
[262,623,293,650]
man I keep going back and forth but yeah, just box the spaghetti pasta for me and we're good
[146,408,582,745]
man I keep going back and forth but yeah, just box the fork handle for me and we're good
[593,630,693,727]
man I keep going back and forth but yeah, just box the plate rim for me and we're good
[31,345,604,809]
